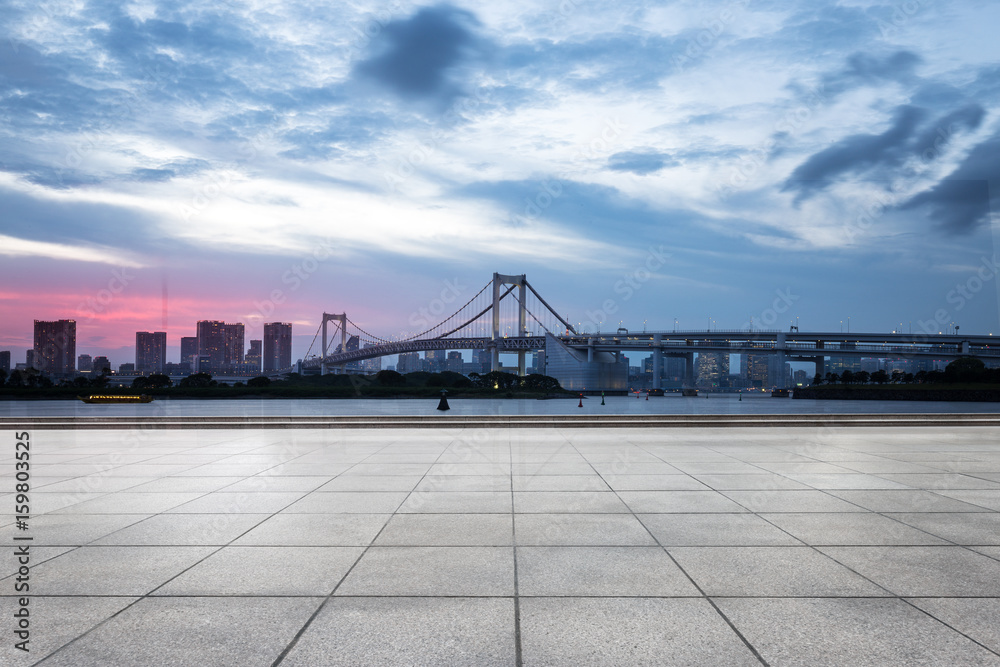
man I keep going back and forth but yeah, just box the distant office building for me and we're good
[471,348,491,374]
[78,354,93,372]
[425,350,445,372]
[180,337,199,365]
[197,321,226,369]
[0,350,10,373]
[119,362,135,374]
[34,319,76,376]
[263,322,292,372]
[92,356,111,373]
[696,352,729,389]
[246,340,262,372]
[396,352,420,373]
[136,331,167,374]
[361,343,382,374]
[223,323,245,368]
[743,354,769,389]
[793,369,809,386]
[446,351,464,373]
[25,349,34,369]
[197,321,244,371]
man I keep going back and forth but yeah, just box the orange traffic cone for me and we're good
[578,393,583,408]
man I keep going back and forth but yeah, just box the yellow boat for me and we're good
[79,395,154,404]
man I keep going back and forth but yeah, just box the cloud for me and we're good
[782,105,925,200]
[352,5,483,106]
[607,150,677,175]
[819,50,923,97]
[900,130,1000,234]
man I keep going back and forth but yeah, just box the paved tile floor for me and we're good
[3,426,1000,665]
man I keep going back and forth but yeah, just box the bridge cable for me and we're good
[435,285,517,339]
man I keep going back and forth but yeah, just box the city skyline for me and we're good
[2,2,999,363]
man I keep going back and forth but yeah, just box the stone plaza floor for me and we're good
[3,424,1000,666]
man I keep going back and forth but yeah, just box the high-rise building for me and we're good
[135,331,167,374]
[695,352,729,389]
[180,337,199,366]
[263,322,292,371]
[196,321,244,371]
[0,350,10,373]
[78,354,93,372]
[361,343,382,374]
[425,350,445,372]
[223,323,245,368]
[246,340,262,372]
[92,356,111,373]
[446,351,464,373]
[25,349,34,369]
[196,321,227,369]
[396,351,420,373]
[33,319,76,376]
[743,354,769,389]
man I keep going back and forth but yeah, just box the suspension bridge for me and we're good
[296,272,1000,391]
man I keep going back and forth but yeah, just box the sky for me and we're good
[2,0,1000,367]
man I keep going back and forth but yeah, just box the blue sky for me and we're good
[2,0,999,365]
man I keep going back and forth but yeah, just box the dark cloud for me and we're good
[911,104,984,161]
[0,185,171,253]
[783,103,985,201]
[783,105,925,199]
[901,131,1000,235]
[607,151,677,175]
[353,5,483,105]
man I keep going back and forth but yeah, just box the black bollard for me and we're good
[437,390,450,412]
[601,392,605,406]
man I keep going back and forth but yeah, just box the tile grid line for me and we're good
[688,439,1000,661]
[29,428,402,666]
[269,427,476,666]
[562,431,772,667]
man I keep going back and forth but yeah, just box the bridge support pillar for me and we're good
[775,333,787,390]
[652,334,662,390]
[588,338,595,363]
[684,352,695,388]
[518,351,526,377]
[321,313,347,375]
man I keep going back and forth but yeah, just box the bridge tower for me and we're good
[492,273,527,375]
[321,313,347,375]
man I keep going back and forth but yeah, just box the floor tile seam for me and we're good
[509,430,523,667]
[867,508,1000,552]
[269,485,406,667]
[898,597,1000,659]
[566,438,770,667]
[24,541,230,666]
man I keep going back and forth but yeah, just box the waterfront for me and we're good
[2,394,1000,418]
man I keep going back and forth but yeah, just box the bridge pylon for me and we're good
[321,313,347,375]
[492,273,527,375]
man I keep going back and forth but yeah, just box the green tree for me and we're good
[945,357,986,383]
[840,369,855,384]
[247,376,271,387]
[374,370,405,386]
[812,373,823,386]
[855,370,870,385]
[147,374,172,388]
[179,372,213,388]
[871,370,889,384]
[131,376,151,390]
